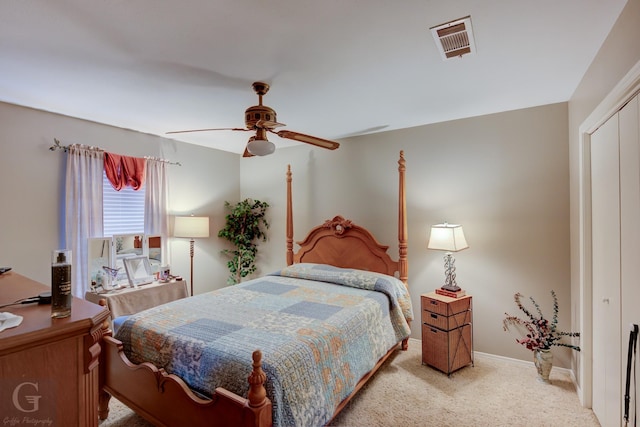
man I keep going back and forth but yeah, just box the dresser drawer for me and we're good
[422,294,471,316]
[422,309,471,331]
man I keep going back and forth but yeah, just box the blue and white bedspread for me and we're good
[115,263,413,427]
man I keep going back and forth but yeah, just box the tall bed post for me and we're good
[397,150,410,351]
[286,164,294,266]
[398,150,408,285]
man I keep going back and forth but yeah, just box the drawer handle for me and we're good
[430,300,438,305]
[430,328,438,333]
[430,313,438,319]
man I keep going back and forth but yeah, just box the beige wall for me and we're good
[241,102,573,368]
[0,101,239,295]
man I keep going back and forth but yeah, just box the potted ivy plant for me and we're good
[218,198,269,285]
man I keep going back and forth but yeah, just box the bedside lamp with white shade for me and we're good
[427,222,468,296]
[174,215,209,296]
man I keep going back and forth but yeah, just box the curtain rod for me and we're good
[49,138,182,166]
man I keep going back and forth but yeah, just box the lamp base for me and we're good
[436,287,466,298]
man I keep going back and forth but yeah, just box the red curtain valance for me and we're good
[104,152,146,191]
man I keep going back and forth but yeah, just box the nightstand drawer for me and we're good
[422,323,473,373]
[422,309,471,330]
[422,294,471,316]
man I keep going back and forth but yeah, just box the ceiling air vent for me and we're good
[430,16,476,61]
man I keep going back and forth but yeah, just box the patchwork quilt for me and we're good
[115,263,413,427]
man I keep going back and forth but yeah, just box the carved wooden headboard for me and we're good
[285,151,408,284]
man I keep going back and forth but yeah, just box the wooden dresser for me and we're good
[421,291,473,375]
[0,272,109,426]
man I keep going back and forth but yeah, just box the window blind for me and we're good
[103,171,145,236]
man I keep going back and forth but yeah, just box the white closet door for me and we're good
[619,94,640,424]
[591,112,622,427]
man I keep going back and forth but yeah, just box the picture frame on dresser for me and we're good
[123,255,155,287]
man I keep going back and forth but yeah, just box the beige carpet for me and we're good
[99,338,599,427]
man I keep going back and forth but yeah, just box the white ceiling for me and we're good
[0,1,628,154]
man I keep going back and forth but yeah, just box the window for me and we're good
[102,171,145,236]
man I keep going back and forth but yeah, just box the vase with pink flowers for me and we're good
[503,290,580,383]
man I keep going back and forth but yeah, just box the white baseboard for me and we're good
[474,351,574,378]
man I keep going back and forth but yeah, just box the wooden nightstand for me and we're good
[421,291,473,375]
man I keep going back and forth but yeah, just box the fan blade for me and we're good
[273,130,340,150]
[166,127,248,135]
[255,119,286,129]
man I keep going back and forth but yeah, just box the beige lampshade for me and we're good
[427,223,468,252]
[174,216,210,238]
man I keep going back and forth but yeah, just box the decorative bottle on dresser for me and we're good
[51,249,72,318]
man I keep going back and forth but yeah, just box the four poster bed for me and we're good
[98,151,411,427]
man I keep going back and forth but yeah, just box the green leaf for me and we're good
[218,198,270,285]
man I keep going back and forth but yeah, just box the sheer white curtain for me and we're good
[144,159,169,261]
[65,145,103,297]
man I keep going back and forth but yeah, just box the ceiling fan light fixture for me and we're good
[247,138,275,156]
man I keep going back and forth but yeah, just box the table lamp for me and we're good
[174,215,209,296]
[428,222,468,295]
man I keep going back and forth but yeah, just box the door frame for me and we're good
[578,59,640,406]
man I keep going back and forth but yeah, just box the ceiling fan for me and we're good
[167,82,340,157]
